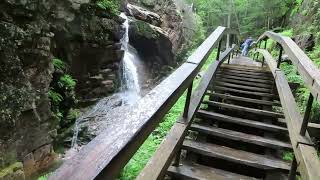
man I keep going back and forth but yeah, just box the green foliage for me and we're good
[58,74,77,90]
[283,151,294,161]
[48,89,63,105]
[67,108,81,121]
[96,0,119,15]
[280,29,293,37]
[52,58,65,71]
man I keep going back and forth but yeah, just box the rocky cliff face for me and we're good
[0,0,193,178]
[0,0,123,178]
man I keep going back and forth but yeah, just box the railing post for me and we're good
[261,40,267,67]
[288,157,298,180]
[228,54,231,64]
[183,81,194,118]
[174,81,193,167]
[277,44,283,68]
[254,41,261,61]
[216,39,222,60]
[300,93,314,136]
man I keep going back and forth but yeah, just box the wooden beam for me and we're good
[214,81,272,93]
[258,31,320,103]
[183,140,290,171]
[209,92,280,106]
[190,124,292,150]
[216,77,272,88]
[257,49,320,180]
[197,110,287,133]
[205,101,284,118]
[215,74,274,84]
[211,86,276,98]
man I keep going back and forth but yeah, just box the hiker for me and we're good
[241,37,254,56]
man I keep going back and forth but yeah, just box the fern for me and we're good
[58,74,77,89]
[52,58,65,71]
[96,0,119,15]
[48,89,63,105]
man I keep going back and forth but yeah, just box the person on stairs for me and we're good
[241,37,254,56]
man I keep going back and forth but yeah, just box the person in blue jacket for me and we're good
[241,37,254,56]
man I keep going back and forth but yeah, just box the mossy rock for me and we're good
[0,162,24,179]
[131,20,160,40]
[141,0,156,8]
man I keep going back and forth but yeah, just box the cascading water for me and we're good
[70,13,143,148]
[119,13,141,104]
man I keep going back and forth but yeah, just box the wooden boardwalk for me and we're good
[163,57,292,179]
[51,27,320,180]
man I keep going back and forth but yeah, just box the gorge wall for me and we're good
[0,0,195,179]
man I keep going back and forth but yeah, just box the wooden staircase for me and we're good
[165,63,293,179]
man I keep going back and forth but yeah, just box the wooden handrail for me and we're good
[137,45,236,180]
[256,49,320,180]
[257,31,320,103]
[49,26,235,180]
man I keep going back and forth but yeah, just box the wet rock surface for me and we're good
[0,0,123,178]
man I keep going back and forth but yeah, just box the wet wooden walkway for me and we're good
[163,56,292,179]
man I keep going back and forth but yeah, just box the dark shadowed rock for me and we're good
[129,19,174,67]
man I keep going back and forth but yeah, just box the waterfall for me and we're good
[70,13,143,148]
[119,13,141,104]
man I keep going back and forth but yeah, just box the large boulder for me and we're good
[126,3,161,26]
[129,19,174,67]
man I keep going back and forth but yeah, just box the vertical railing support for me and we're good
[288,157,298,180]
[174,81,193,167]
[261,40,267,67]
[277,44,283,68]
[228,54,231,64]
[183,82,194,118]
[300,93,314,136]
[216,39,222,60]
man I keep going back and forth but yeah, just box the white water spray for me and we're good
[119,13,141,104]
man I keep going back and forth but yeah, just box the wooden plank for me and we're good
[214,81,272,93]
[215,74,274,84]
[209,92,280,106]
[211,86,276,98]
[221,65,270,72]
[50,27,230,180]
[219,69,273,77]
[257,49,320,180]
[183,140,291,171]
[217,71,273,80]
[216,77,273,89]
[197,110,287,132]
[137,47,237,180]
[167,162,259,180]
[205,101,284,118]
[190,124,292,149]
[221,64,269,72]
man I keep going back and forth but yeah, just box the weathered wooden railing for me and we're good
[49,26,238,180]
[254,32,320,180]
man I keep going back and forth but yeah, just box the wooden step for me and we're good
[219,69,273,77]
[214,81,272,93]
[183,140,291,171]
[221,65,269,73]
[167,162,259,180]
[211,86,277,98]
[217,72,273,80]
[205,101,284,118]
[209,93,281,106]
[216,77,272,89]
[190,124,292,150]
[215,74,273,84]
[197,110,287,133]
